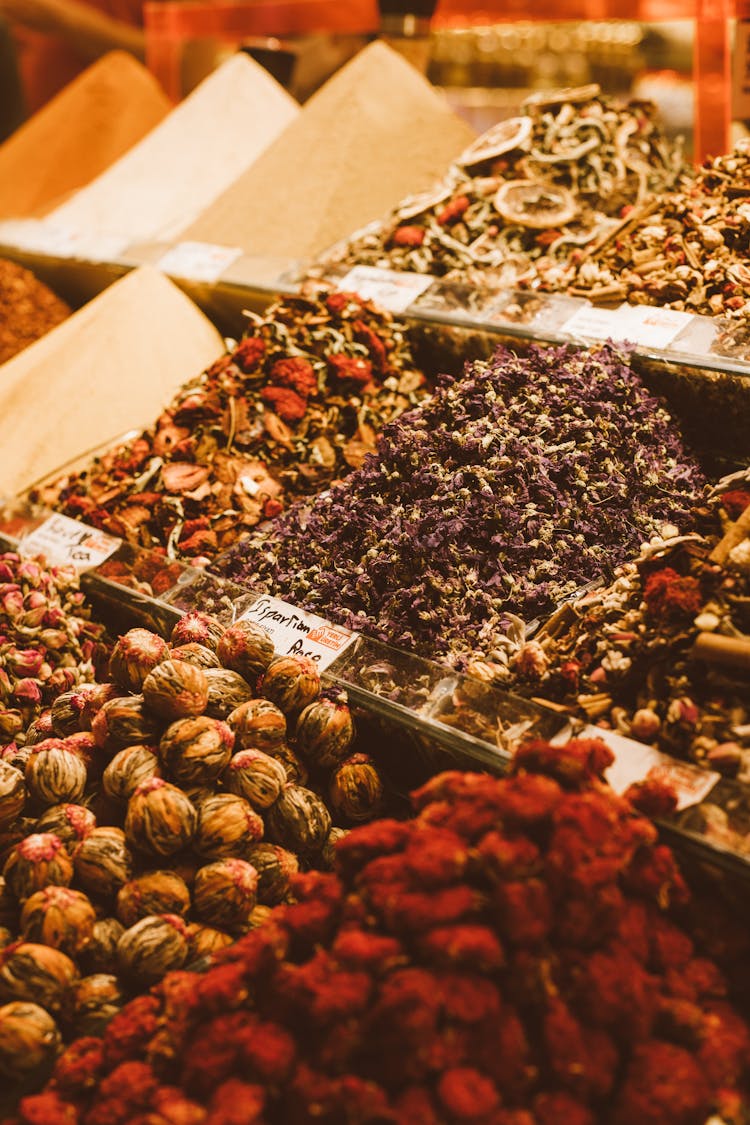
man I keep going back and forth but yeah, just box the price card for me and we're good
[0,220,128,260]
[156,241,243,284]
[560,304,637,344]
[19,515,121,572]
[336,265,433,313]
[239,595,357,671]
[614,305,694,350]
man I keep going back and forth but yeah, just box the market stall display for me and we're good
[214,341,706,664]
[182,41,476,261]
[0,268,223,499]
[11,738,750,1125]
[0,53,170,221]
[45,55,298,252]
[0,261,70,365]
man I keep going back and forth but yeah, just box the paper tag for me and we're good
[156,241,243,283]
[615,304,694,350]
[560,304,636,343]
[239,595,357,670]
[0,220,128,260]
[337,265,433,313]
[20,515,120,572]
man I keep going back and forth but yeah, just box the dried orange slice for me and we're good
[493,180,577,229]
[522,84,601,110]
[456,117,533,170]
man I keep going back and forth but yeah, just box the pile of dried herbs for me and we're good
[215,342,706,664]
[29,291,431,568]
[320,86,687,292]
[0,261,70,366]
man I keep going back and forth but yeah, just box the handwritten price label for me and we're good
[156,241,243,283]
[20,515,121,572]
[239,595,357,671]
[337,266,433,313]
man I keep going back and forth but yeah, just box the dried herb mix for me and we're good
[32,291,432,566]
[216,342,706,664]
[0,261,70,366]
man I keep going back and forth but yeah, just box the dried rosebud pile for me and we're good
[30,290,431,570]
[13,737,750,1124]
[0,260,71,366]
[0,616,379,1078]
[216,342,706,664]
[0,551,109,748]
[321,87,686,292]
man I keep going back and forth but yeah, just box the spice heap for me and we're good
[0,550,108,746]
[216,342,706,664]
[13,737,750,1124]
[485,476,750,778]
[0,615,381,1084]
[31,290,431,567]
[183,41,476,261]
[0,261,70,365]
[0,268,223,500]
[321,85,686,290]
[47,55,298,249]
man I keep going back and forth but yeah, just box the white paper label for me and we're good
[0,220,128,260]
[20,515,120,572]
[239,595,357,670]
[337,265,433,313]
[156,241,243,283]
[615,304,693,350]
[561,304,635,343]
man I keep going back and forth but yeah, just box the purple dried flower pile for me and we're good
[215,343,706,663]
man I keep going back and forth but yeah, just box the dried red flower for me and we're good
[625,777,679,817]
[720,488,750,519]
[270,357,317,399]
[15,1092,79,1125]
[642,567,703,622]
[437,1066,500,1119]
[206,1078,265,1125]
[232,337,266,373]
[611,1040,712,1125]
[352,319,388,372]
[260,386,307,423]
[327,354,374,385]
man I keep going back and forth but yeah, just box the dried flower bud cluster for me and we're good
[216,343,705,664]
[29,290,432,580]
[0,260,70,366]
[17,738,750,1125]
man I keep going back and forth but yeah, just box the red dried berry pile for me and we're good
[14,737,750,1125]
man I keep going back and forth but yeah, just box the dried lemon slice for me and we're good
[494,180,577,229]
[456,117,533,170]
[522,84,602,110]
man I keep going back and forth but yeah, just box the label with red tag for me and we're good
[20,515,120,572]
[239,595,357,670]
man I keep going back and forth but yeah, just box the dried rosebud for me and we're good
[159,715,234,787]
[295,698,355,770]
[109,630,171,692]
[4,834,73,901]
[169,643,221,670]
[65,973,125,1036]
[25,742,87,806]
[260,655,321,718]
[116,914,189,985]
[79,917,124,974]
[244,843,299,905]
[73,827,133,899]
[170,612,225,652]
[0,760,25,827]
[102,744,162,802]
[35,804,95,849]
[217,621,276,685]
[227,698,286,752]
[192,858,258,930]
[0,941,77,1010]
[116,870,191,928]
[20,885,96,956]
[267,784,331,856]
[203,668,255,720]
[125,779,198,857]
[0,1001,61,1077]
[329,754,384,824]
[92,696,161,754]
[224,748,287,811]
[194,793,264,860]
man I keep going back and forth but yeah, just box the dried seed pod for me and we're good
[0,760,25,827]
[194,793,263,860]
[216,620,275,683]
[266,784,331,856]
[192,859,258,930]
[79,917,123,974]
[20,885,96,956]
[73,827,133,899]
[270,744,308,786]
[65,973,125,1036]
[170,612,225,652]
[0,1001,61,1077]
[159,716,234,787]
[35,804,96,849]
[25,742,87,806]
[169,643,221,670]
[142,660,209,722]
[102,744,162,802]
[0,942,77,1010]
[224,748,287,811]
[92,696,161,754]
[329,753,384,823]
[116,913,189,985]
[227,698,286,752]
[260,655,321,717]
[109,629,171,692]
[320,826,349,870]
[203,668,255,720]
[244,843,298,905]
[124,779,197,856]
[295,697,355,769]
[4,834,73,901]
[116,870,191,928]
[50,686,99,736]
[185,922,234,963]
